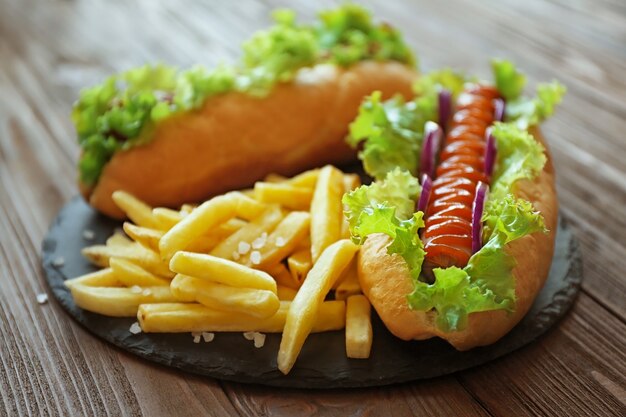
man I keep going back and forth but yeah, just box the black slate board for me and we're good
[41,196,582,388]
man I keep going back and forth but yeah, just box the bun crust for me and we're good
[359,128,558,350]
[82,61,416,218]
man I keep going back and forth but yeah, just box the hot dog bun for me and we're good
[358,128,557,350]
[82,61,416,218]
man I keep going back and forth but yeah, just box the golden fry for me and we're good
[106,233,133,248]
[170,275,279,318]
[254,183,313,211]
[341,174,361,239]
[277,286,298,301]
[240,211,310,270]
[152,207,184,230]
[210,205,283,260]
[345,295,373,359]
[111,191,159,229]
[268,262,300,290]
[138,300,345,333]
[309,165,344,262]
[109,257,171,287]
[169,251,277,293]
[334,257,361,300]
[159,192,265,261]
[278,239,358,374]
[287,249,312,287]
[64,268,121,288]
[82,242,174,278]
[123,222,163,252]
[70,284,175,317]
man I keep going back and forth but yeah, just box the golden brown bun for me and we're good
[82,61,417,218]
[358,128,558,350]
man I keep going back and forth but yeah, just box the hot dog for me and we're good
[72,5,417,218]
[344,60,566,350]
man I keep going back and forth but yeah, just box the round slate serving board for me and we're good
[41,196,582,388]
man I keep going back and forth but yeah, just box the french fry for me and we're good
[277,286,298,301]
[64,268,122,289]
[138,300,345,333]
[309,165,344,262]
[111,191,159,229]
[152,207,184,230]
[170,275,279,318]
[82,242,174,278]
[345,295,373,359]
[106,233,133,247]
[180,204,196,215]
[123,223,163,252]
[264,173,287,183]
[287,248,312,286]
[70,284,175,317]
[334,257,361,300]
[240,211,310,270]
[268,263,300,290]
[210,205,283,260]
[341,174,361,239]
[184,218,247,253]
[109,258,171,287]
[159,192,265,261]
[285,169,320,188]
[169,251,277,293]
[278,239,358,374]
[254,183,313,211]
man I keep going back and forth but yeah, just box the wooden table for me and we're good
[1,0,624,415]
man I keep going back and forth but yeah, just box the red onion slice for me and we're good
[493,98,505,122]
[417,174,433,213]
[484,128,497,179]
[438,89,452,130]
[419,121,443,179]
[472,182,489,253]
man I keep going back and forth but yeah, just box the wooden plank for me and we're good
[222,377,490,417]
[459,294,626,416]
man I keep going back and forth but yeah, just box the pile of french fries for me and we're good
[66,165,373,374]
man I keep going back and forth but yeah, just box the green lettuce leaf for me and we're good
[348,69,468,179]
[492,59,526,101]
[490,122,547,201]
[348,92,423,179]
[506,81,567,129]
[492,59,566,128]
[315,4,415,67]
[343,169,425,279]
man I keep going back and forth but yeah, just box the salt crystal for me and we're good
[202,332,215,342]
[243,331,255,341]
[232,251,241,261]
[130,285,142,294]
[82,229,95,240]
[253,333,266,348]
[129,322,142,334]
[275,237,286,247]
[36,293,48,304]
[250,251,261,265]
[261,232,268,239]
[252,236,266,249]
[193,335,201,343]
[52,257,65,267]
[142,288,152,296]
[237,241,251,255]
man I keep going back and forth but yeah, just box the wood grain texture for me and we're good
[0,0,624,416]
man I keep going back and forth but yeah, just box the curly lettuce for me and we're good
[348,69,468,180]
[73,4,414,186]
[343,169,425,279]
[492,59,566,129]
